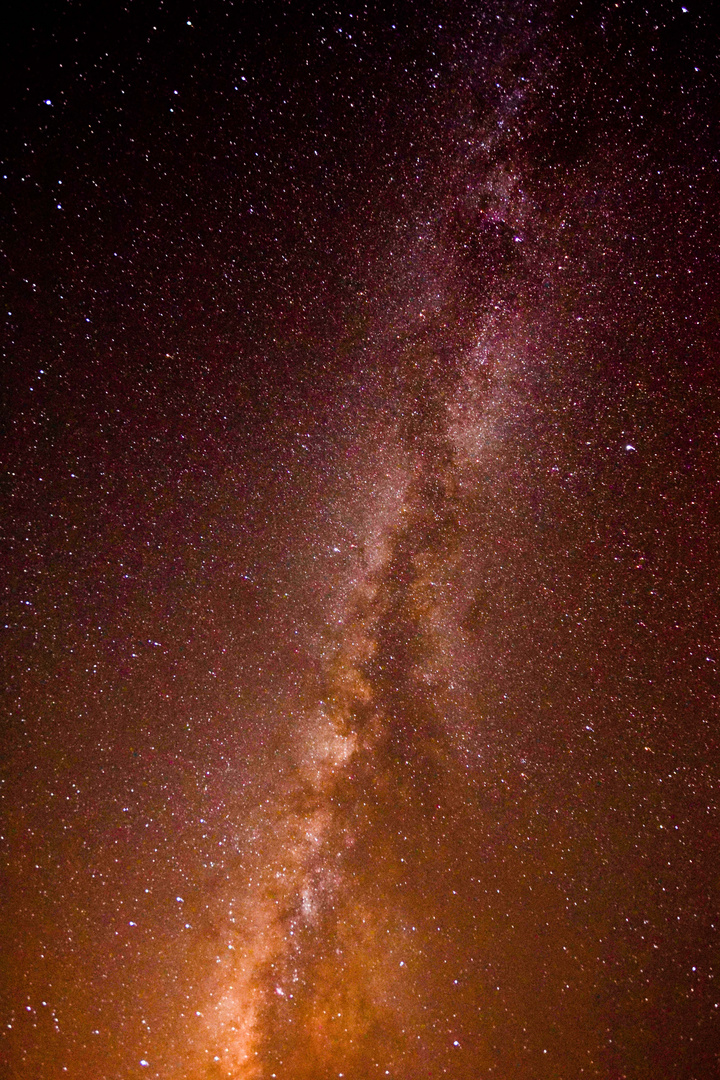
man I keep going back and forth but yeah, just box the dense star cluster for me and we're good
[2,2,719,1078]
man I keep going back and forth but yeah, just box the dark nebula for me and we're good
[2,3,719,1078]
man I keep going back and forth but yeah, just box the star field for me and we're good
[2,2,719,1078]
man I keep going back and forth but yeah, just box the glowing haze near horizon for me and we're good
[2,2,719,1078]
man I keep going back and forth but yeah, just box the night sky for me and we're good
[2,2,719,1078]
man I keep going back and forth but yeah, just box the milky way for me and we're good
[2,3,719,1079]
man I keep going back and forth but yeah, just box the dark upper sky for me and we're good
[2,3,719,1079]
